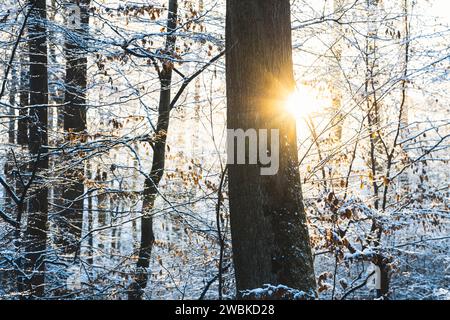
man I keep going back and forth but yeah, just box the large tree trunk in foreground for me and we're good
[226,0,316,297]
[128,0,178,300]
[58,0,90,256]
[24,0,49,298]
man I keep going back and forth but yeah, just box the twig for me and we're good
[170,50,225,110]
[215,165,228,300]
[341,271,375,300]
[0,3,33,100]
[0,176,20,205]
[0,209,19,228]
[198,263,231,301]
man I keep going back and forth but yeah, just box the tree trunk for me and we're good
[128,0,178,300]
[47,0,59,139]
[330,0,344,143]
[8,64,17,144]
[58,0,90,256]
[226,0,316,297]
[364,0,391,299]
[24,0,49,298]
[17,38,29,146]
[397,0,411,189]
[365,0,384,210]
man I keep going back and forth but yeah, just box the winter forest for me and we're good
[0,0,449,301]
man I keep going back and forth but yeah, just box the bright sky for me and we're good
[427,0,450,23]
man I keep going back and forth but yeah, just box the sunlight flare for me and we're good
[285,85,326,120]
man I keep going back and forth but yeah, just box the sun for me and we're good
[285,85,324,120]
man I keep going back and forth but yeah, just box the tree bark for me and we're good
[226,0,316,297]
[24,0,49,298]
[397,0,411,190]
[330,0,344,143]
[8,64,17,144]
[18,48,29,146]
[58,0,90,256]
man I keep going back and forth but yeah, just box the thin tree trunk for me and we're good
[58,0,90,256]
[47,0,59,138]
[397,0,411,190]
[17,33,30,293]
[364,0,391,299]
[365,0,382,210]
[9,65,17,144]
[5,63,17,242]
[18,48,29,146]
[375,0,412,299]
[128,0,178,300]
[226,0,316,297]
[331,0,344,143]
[24,0,49,298]
[86,160,94,266]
